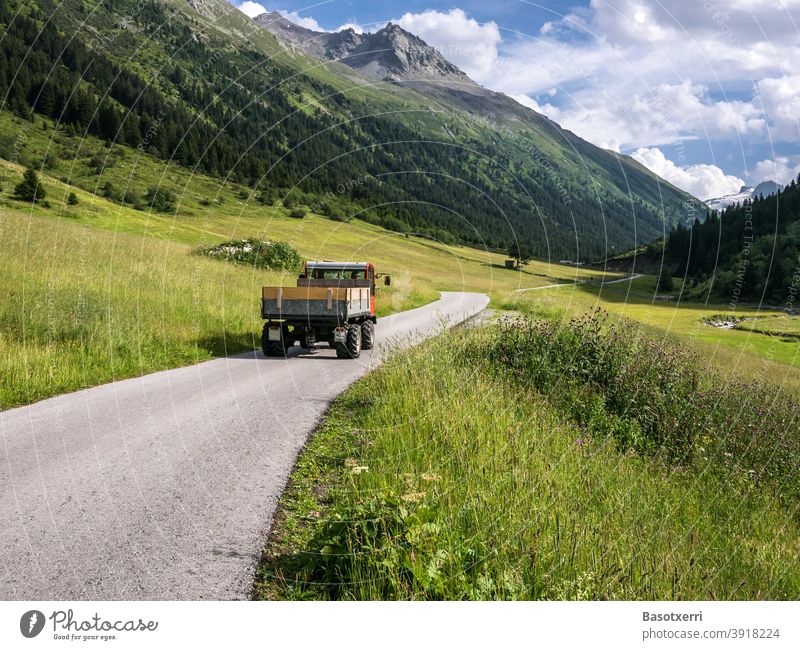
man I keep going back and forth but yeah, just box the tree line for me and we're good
[661,175,800,305]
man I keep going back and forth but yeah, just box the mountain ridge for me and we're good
[706,179,783,212]
[253,13,471,84]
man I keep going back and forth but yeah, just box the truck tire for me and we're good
[262,324,289,357]
[361,321,375,350]
[336,324,361,359]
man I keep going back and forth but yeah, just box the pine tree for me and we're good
[67,191,79,205]
[13,167,46,202]
[658,270,674,292]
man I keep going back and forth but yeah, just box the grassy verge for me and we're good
[254,316,800,600]
[503,277,800,393]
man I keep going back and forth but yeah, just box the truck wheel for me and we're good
[262,324,289,357]
[361,321,375,350]
[336,324,361,359]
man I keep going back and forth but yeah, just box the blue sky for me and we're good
[231,1,800,200]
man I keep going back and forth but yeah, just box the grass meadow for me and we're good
[254,319,800,600]
[502,276,800,393]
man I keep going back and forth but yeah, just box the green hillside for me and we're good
[0,0,702,260]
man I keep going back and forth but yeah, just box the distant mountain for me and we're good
[705,180,783,212]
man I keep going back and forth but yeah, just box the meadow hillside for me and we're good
[0,140,617,409]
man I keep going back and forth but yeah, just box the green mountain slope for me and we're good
[0,0,702,260]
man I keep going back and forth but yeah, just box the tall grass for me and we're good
[0,209,282,408]
[255,318,800,600]
[488,311,800,505]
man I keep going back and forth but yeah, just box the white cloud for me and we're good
[277,10,324,32]
[236,1,266,18]
[753,157,800,185]
[336,22,365,34]
[487,0,799,154]
[395,9,501,81]
[511,94,560,121]
[756,75,800,141]
[632,147,746,199]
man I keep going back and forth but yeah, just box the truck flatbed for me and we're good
[261,286,372,322]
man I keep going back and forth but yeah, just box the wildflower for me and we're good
[401,491,425,503]
[421,472,440,482]
[351,465,369,474]
[575,438,587,448]
[344,458,358,468]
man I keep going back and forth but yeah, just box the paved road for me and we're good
[0,292,488,600]
[513,273,643,293]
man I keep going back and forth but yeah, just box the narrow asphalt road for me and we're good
[0,292,488,600]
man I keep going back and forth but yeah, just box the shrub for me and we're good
[194,238,302,272]
[487,310,800,503]
[289,208,307,219]
[257,189,277,206]
[658,271,674,292]
[42,150,60,169]
[67,191,79,205]
[101,181,118,201]
[145,186,177,212]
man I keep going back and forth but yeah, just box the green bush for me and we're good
[488,311,800,503]
[289,208,307,219]
[194,238,302,272]
[145,186,177,212]
[67,191,79,205]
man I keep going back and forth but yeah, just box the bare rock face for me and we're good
[254,15,472,85]
[344,23,469,82]
[324,28,367,60]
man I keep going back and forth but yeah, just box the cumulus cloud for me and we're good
[756,75,800,141]
[395,9,501,81]
[632,147,746,199]
[335,22,366,34]
[753,157,800,185]
[488,0,799,154]
[276,10,324,32]
[511,94,561,121]
[236,1,266,18]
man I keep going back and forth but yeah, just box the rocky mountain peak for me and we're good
[254,14,471,84]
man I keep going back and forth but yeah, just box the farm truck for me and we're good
[261,261,390,359]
